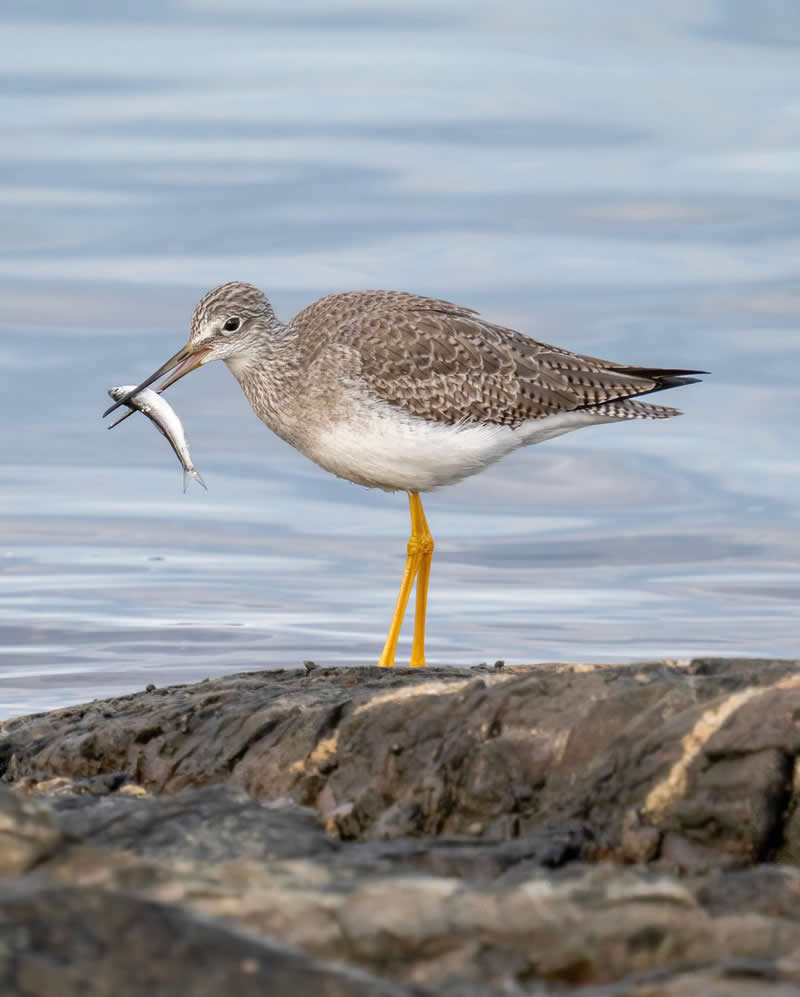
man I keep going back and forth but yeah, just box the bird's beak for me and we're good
[102,342,212,418]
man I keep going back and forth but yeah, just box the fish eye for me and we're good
[223,317,240,332]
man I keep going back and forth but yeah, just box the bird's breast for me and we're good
[232,354,519,492]
[302,401,519,492]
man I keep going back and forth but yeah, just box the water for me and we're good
[1,1,798,717]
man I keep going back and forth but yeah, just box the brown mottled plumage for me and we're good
[287,288,699,428]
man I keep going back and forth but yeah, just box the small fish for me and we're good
[107,386,207,492]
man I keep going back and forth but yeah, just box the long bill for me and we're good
[102,342,211,418]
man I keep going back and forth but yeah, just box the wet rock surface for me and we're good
[1,658,800,995]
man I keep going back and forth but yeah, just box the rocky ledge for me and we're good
[2,657,800,995]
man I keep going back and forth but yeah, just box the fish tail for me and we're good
[184,468,208,492]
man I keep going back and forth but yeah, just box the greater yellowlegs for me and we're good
[104,283,705,668]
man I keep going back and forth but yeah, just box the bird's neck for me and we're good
[226,325,305,442]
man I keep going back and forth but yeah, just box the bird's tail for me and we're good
[618,367,708,395]
[589,399,683,420]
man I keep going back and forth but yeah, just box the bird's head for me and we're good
[188,281,277,365]
[102,282,278,418]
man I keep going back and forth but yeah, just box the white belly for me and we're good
[307,402,618,492]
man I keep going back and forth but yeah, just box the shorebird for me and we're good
[104,283,705,668]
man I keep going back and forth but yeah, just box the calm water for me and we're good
[1,2,799,716]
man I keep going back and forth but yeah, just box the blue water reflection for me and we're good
[0,1,798,715]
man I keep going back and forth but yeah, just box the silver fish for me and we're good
[107,386,207,492]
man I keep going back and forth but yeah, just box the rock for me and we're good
[2,659,800,994]
[0,786,61,875]
[29,831,800,994]
[614,961,800,997]
[50,783,337,863]
[344,822,592,881]
[0,881,418,997]
[694,864,800,919]
[620,811,662,864]
[3,660,800,860]
[36,780,591,880]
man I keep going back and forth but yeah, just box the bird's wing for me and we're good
[296,292,696,427]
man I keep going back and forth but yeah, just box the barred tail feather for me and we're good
[590,399,683,420]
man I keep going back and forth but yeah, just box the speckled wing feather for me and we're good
[291,291,701,427]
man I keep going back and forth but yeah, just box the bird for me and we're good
[103,282,705,669]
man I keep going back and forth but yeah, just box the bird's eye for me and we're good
[223,317,240,332]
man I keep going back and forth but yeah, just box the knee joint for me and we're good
[408,535,435,556]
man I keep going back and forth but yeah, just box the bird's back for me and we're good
[288,290,702,428]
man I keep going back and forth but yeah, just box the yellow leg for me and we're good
[409,494,434,668]
[377,493,435,668]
